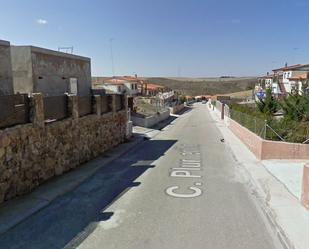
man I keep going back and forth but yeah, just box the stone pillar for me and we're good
[123,94,128,112]
[301,163,309,210]
[94,95,102,116]
[31,93,45,128]
[112,95,117,114]
[221,103,225,120]
[68,94,79,119]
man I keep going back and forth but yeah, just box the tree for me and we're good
[280,93,309,122]
[256,89,278,117]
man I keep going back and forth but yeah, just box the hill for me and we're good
[146,77,256,96]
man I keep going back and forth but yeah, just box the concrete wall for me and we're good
[11,46,91,96]
[169,104,184,114]
[228,118,309,160]
[228,118,264,159]
[131,110,170,128]
[0,40,14,95]
[0,95,127,204]
[10,46,33,94]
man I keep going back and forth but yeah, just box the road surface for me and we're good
[0,103,281,249]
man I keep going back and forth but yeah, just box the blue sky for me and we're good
[1,0,309,77]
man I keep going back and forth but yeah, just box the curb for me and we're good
[0,135,144,236]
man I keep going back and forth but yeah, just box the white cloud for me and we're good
[37,19,48,25]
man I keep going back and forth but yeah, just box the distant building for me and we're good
[272,64,309,96]
[92,76,140,96]
[256,74,275,96]
[256,64,309,98]
[0,40,13,95]
[11,46,91,96]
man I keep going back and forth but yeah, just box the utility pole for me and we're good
[110,38,115,76]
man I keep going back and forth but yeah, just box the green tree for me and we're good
[280,93,309,122]
[256,89,278,117]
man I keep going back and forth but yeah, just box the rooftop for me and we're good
[272,64,309,72]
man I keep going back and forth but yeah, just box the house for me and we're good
[256,64,309,98]
[272,64,309,96]
[256,74,275,98]
[143,83,165,96]
[288,73,308,95]
[94,79,126,94]
[0,40,13,95]
[11,45,91,96]
[93,76,140,96]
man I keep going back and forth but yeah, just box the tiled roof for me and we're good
[145,83,164,90]
[272,64,309,72]
[105,76,143,82]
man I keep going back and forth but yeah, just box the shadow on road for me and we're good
[0,139,177,249]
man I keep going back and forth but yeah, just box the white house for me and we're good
[93,76,140,96]
[272,64,309,95]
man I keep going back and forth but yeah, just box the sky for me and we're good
[1,0,309,77]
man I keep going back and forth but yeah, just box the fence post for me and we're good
[30,93,45,128]
[264,120,267,139]
[68,94,79,119]
[94,95,102,116]
[221,103,225,120]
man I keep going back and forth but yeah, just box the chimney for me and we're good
[135,74,137,78]
[267,72,269,76]
[285,62,288,68]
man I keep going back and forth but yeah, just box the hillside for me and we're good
[146,77,256,96]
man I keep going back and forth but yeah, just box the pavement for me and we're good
[262,160,306,200]
[0,102,284,249]
[209,104,309,249]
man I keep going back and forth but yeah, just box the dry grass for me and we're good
[146,77,256,96]
[223,90,254,99]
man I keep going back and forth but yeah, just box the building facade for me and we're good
[256,64,309,98]
[0,40,14,96]
[11,46,91,96]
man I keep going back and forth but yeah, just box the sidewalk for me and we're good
[208,105,309,249]
[0,135,144,235]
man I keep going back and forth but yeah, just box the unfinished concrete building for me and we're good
[0,40,14,95]
[11,46,91,96]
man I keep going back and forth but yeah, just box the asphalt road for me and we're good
[0,103,281,249]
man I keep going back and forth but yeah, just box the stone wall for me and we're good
[0,94,127,204]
